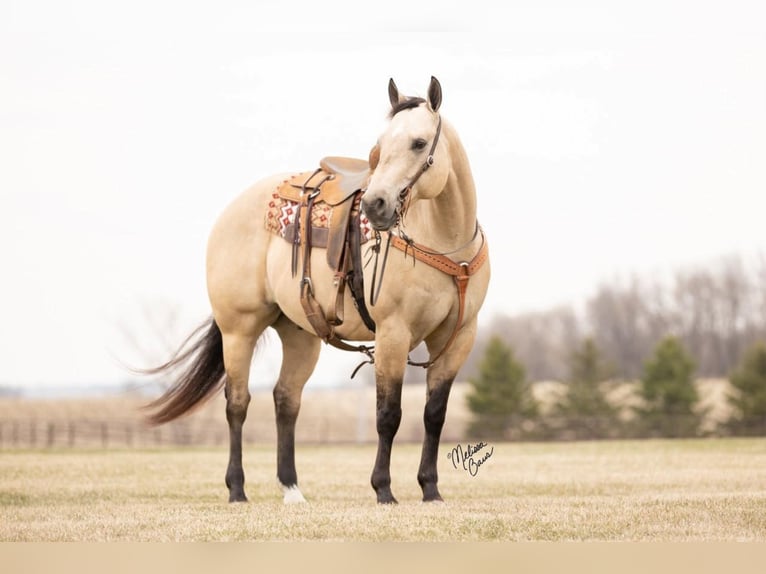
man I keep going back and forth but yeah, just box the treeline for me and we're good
[467,335,766,441]
[465,253,766,382]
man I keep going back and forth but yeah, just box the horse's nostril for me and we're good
[363,196,386,216]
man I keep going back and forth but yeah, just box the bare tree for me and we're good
[110,297,193,390]
[587,276,659,378]
[467,306,581,382]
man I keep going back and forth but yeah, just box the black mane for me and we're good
[389,97,426,118]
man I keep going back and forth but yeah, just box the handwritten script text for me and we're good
[447,441,494,476]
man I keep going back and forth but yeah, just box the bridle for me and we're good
[393,114,442,225]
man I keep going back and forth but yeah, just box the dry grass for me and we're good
[2,438,765,541]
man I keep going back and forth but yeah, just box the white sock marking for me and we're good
[281,484,307,504]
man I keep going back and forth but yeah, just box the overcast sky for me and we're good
[2,1,765,392]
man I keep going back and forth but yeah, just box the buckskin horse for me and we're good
[145,77,490,504]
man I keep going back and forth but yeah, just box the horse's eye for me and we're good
[411,138,428,152]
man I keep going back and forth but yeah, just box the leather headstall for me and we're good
[395,115,442,224]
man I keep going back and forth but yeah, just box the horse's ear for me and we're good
[388,78,401,108]
[428,76,442,112]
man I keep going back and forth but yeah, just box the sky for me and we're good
[1,1,765,393]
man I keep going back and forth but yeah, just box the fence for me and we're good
[1,380,751,449]
[0,385,473,449]
[0,418,225,449]
[0,413,475,449]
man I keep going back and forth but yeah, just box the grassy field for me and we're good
[2,438,765,541]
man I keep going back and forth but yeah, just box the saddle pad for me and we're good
[265,189,373,245]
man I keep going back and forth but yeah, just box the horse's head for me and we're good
[362,76,449,231]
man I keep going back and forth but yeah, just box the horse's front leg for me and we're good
[418,320,478,502]
[370,332,409,504]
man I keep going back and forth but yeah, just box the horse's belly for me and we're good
[266,239,376,342]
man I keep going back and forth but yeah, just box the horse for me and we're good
[144,76,490,505]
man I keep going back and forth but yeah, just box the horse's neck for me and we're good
[403,127,478,253]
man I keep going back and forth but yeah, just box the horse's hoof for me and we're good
[281,484,307,504]
[422,489,444,503]
[376,492,399,505]
[228,493,248,503]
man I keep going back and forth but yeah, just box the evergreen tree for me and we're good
[727,341,766,436]
[634,336,701,438]
[553,338,620,439]
[466,336,537,439]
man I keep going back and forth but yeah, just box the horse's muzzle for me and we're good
[361,194,398,231]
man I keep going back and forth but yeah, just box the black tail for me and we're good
[143,316,225,425]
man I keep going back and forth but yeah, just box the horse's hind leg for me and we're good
[272,315,321,503]
[221,328,262,503]
[221,309,280,503]
[418,320,478,502]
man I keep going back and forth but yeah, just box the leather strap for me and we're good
[389,230,488,278]
[390,229,488,368]
[294,175,376,358]
[347,199,377,332]
[396,116,442,222]
[299,191,332,340]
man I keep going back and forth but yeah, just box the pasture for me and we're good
[2,438,765,541]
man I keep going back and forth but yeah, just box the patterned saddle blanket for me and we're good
[265,187,373,246]
[264,160,374,269]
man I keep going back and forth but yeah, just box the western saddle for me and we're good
[276,157,376,352]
